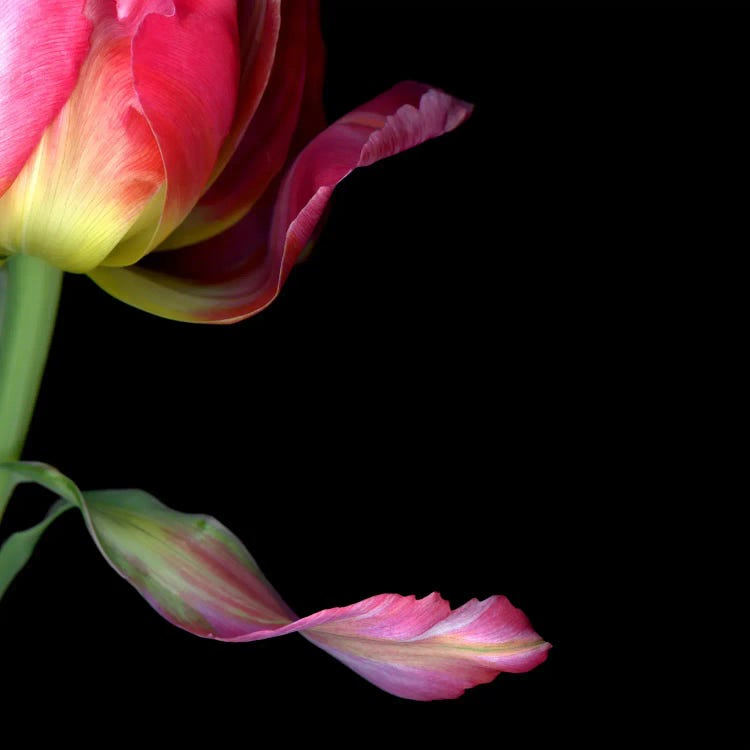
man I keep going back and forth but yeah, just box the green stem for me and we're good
[0,255,62,523]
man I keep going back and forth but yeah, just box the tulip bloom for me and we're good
[0,2,551,701]
[0,0,472,322]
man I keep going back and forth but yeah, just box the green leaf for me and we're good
[0,499,73,600]
[0,461,82,601]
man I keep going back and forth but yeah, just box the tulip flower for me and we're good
[0,2,551,701]
[0,0,472,322]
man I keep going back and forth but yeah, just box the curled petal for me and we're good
[0,1,92,198]
[90,82,473,321]
[301,594,550,701]
[3,462,549,701]
[83,490,548,701]
[82,488,548,700]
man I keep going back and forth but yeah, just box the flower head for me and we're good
[0,1,472,322]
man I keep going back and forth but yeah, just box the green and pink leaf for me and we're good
[1,461,548,701]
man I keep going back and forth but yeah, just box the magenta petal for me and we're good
[89,82,473,322]
[301,594,551,701]
[0,1,92,196]
[228,593,550,701]
[269,82,474,294]
[129,0,240,245]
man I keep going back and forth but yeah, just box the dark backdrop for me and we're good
[0,0,634,729]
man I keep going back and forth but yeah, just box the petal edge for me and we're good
[89,82,473,322]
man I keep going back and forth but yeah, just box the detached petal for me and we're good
[4,462,549,701]
[0,1,92,197]
[90,82,473,321]
[162,0,311,249]
[301,594,550,701]
[81,488,548,701]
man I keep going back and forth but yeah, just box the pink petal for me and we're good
[0,1,92,197]
[89,82,473,321]
[80,488,548,701]
[126,0,240,252]
[162,0,317,249]
[222,594,549,700]
[0,2,167,272]
[301,595,551,701]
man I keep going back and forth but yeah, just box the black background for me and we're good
[0,0,662,730]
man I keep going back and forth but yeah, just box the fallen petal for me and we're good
[300,594,550,700]
[2,462,549,701]
[82,488,548,701]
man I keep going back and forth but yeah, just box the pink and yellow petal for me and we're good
[303,594,550,700]
[79,486,548,701]
[89,83,473,321]
[5,462,549,701]
[91,191,275,321]
[0,1,92,198]
[0,4,164,272]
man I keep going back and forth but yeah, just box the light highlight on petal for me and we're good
[0,3,164,272]
[0,1,92,198]
[83,489,549,701]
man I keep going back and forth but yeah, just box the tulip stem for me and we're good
[0,255,63,524]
